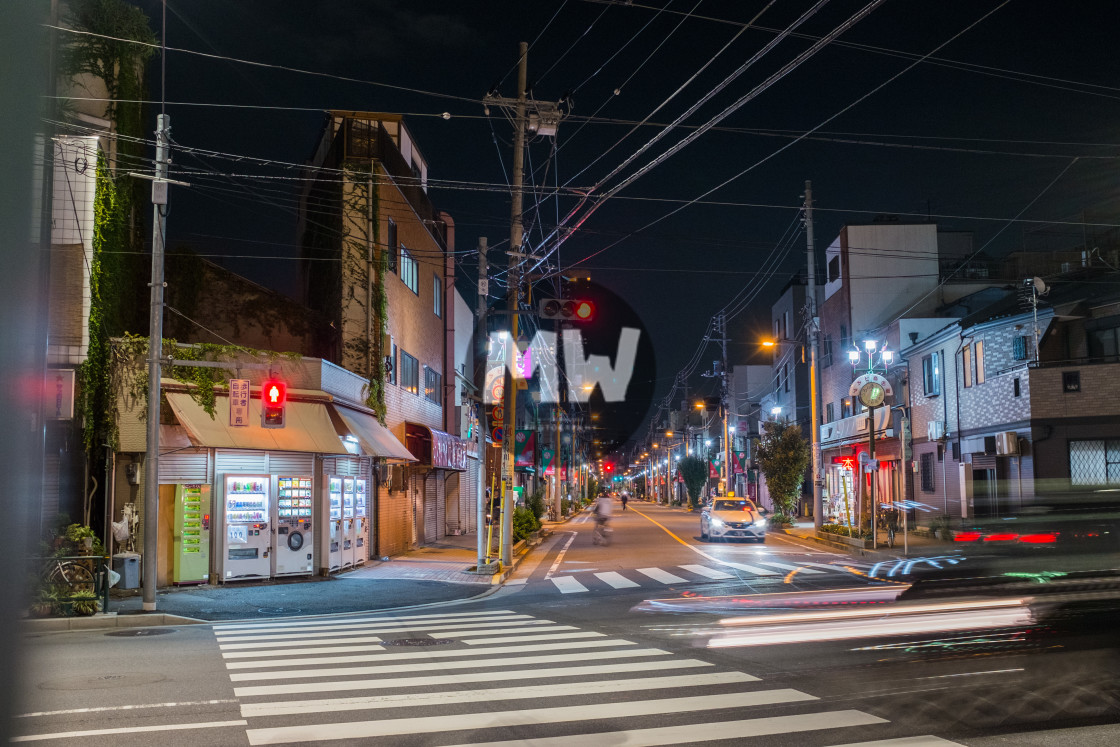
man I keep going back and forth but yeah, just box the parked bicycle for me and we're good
[43,557,96,593]
[879,506,900,549]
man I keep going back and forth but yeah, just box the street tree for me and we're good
[756,420,810,518]
[677,456,708,509]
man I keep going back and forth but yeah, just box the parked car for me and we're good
[700,498,767,542]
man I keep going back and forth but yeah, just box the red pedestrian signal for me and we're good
[574,300,594,321]
[261,379,287,429]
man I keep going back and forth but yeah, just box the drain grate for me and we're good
[105,628,177,637]
[381,638,453,647]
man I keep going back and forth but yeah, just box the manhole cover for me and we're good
[39,672,168,690]
[381,638,453,647]
[105,628,177,637]
[257,608,302,615]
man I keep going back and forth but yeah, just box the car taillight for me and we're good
[984,532,1019,542]
[954,531,982,542]
[1018,532,1058,544]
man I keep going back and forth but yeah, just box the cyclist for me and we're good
[620,491,629,511]
[593,491,613,544]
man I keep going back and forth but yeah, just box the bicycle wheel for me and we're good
[48,561,95,593]
[886,528,895,548]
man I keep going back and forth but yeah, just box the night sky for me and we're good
[122,0,1120,448]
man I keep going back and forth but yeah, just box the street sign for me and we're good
[229,379,250,427]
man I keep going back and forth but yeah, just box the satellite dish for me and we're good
[1032,277,1049,295]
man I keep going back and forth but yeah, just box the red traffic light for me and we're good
[538,298,595,321]
[574,300,594,320]
[261,379,287,429]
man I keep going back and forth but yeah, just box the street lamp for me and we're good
[848,339,894,549]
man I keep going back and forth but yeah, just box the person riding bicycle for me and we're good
[620,491,629,511]
[594,491,613,532]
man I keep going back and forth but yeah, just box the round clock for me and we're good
[858,381,886,408]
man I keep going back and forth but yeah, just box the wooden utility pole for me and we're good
[475,237,488,567]
[804,181,823,528]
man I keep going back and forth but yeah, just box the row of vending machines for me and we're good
[171,473,369,583]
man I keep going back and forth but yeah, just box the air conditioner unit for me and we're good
[391,464,407,492]
[377,463,391,486]
[995,431,1019,455]
[927,421,945,441]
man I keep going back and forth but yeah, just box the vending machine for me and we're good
[172,483,210,584]
[221,474,271,580]
[327,476,343,571]
[353,477,368,566]
[341,477,356,568]
[275,476,313,576]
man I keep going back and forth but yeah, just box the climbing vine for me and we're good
[342,161,388,424]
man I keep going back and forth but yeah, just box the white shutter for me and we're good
[215,450,266,474]
[160,450,210,483]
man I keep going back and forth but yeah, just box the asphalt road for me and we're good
[15,502,1120,745]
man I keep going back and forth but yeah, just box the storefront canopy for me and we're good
[332,406,416,462]
[405,422,474,471]
[166,392,350,454]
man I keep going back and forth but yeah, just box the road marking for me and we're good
[464,631,605,645]
[218,635,385,651]
[629,509,784,575]
[717,561,779,576]
[637,567,688,584]
[226,639,638,668]
[13,720,248,742]
[679,564,734,580]
[213,615,537,639]
[550,575,588,593]
[233,656,695,698]
[241,672,759,718]
[437,624,577,637]
[830,737,966,747]
[545,531,579,580]
[752,560,825,574]
[244,691,815,744]
[596,571,641,588]
[16,700,238,718]
[440,710,887,747]
[212,608,517,631]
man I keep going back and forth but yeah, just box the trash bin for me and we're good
[112,553,140,589]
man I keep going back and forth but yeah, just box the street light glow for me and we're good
[863,339,877,352]
[848,349,860,364]
[771,406,782,415]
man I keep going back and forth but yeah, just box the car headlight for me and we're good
[753,518,767,527]
[710,517,724,527]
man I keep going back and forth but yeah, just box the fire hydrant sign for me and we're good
[229,379,250,427]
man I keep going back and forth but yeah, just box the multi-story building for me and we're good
[299,111,474,556]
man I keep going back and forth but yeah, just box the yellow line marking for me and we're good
[783,568,803,584]
[842,565,907,585]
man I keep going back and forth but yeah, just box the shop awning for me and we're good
[332,406,416,462]
[166,392,350,454]
[405,422,474,471]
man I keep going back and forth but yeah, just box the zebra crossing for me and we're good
[212,608,962,746]
[539,559,861,594]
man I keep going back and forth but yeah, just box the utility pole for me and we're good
[804,181,824,529]
[720,314,731,498]
[501,42,529,567]
[474,237,488,568]
[142,112,170,611]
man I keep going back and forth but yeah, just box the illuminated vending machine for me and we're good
[222,475,271,580]
[172,483,210,584]
[275,476,313,576]
[327,476,343,572]
[353,477,368,566]
[341,477,356,568]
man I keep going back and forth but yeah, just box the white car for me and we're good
[700,498,768,542]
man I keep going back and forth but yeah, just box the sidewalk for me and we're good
[28,513,577,630]
[780,519,957,562]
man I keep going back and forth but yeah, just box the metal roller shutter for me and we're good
[424,473,438,544]
[269,451,314,476]
[160,450,210,484]
[445,471,461,534]
[215,450,267,474]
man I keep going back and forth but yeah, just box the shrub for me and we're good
[767,512,796,527]
[69,590,100,616]
[820,523,855,537]
[512,506,540,542]
[526,488,546,522]
[560,497,571,516]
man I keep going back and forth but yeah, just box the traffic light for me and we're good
[538,298,595,321]
[261,379,287,428]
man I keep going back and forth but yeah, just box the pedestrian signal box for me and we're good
[261,379,287,429]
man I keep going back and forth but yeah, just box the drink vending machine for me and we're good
[275,476,313,576]
[221,475,271,580]
[354,477,368,566]
[341,477,356,568]
[327,476,343,571]
[172,483,210,584]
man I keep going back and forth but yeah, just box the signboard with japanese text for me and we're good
[229,379,250,427]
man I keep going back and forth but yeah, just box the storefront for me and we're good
[405,423,475,545]
[132,383,414,584]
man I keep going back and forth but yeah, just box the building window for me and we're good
[1069,439,1120,486]
[400,351,419,395]
[400,247,418,294]
[840,324,849,353]
[828,255,840,282]
[975,340,985,384]
[920,452,935,493]
[952,441,961,461]
[424,366,441,405]
[783,362,790,393]
[962,344,972,388]
[433,274,442,318]
[922,353,940,396]
[386,339,397,385]
[822,334,833,368]
[386,219,398,273]
[825,402,834,423]
[1063,370,1081,393]
[1013,335,1029,360]
[841,398,852,418]
[1013,376,1020,397]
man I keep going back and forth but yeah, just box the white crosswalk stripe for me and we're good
[679,564,734,579]
[636,567,688,584]
[549,575,588,593]
[525,560,856,593]
[752,560,826,574]
[595,571,641,588]
[218,608,948,747]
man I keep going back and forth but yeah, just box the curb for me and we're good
[22,611,206,633]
